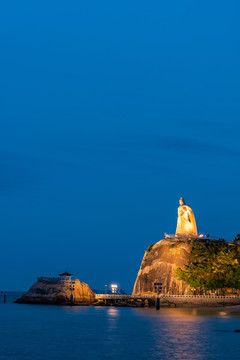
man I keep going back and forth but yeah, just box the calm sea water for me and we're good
[1,293,240,360]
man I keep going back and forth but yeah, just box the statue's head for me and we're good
[179,197,185,206]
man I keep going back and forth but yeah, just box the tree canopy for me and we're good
[176,239,240,293]
[231,234,240,245]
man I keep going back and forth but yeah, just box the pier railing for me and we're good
[95,294,240,300]
[95,294,155,299]
[162,294,240,299]
[38,277,76,285]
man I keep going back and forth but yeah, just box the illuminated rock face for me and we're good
[132,238,192,295]
[175,197,198,237]
[15,278,95,304]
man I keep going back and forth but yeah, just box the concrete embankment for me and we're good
[94,294,240,308]
[160,295,240,307]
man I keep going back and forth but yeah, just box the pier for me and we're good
[95,294,156,307]
[95,294,240,307]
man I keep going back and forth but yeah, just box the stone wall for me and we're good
[160,295,240,307]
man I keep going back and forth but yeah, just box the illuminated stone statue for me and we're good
[175,197,198,237]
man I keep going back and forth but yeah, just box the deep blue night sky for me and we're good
[1,1,240,291]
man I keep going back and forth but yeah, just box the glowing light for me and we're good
[111,284,118,294]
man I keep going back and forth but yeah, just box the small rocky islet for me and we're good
[15,272,95,305]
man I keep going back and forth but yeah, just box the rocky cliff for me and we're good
[132,237,194,296]
[16,278,95,305]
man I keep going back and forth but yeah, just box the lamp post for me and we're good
[105,284,107,294]
[154,282,162,310]
[69,281,75,305]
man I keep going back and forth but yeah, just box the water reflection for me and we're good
[1,305,240,360]
[107,307,119,331]
[132,307,240,360]
[107,308,119,317]
[61,305,91,315]
[135,307,240,318]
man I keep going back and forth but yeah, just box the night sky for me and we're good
[1,1,240,292]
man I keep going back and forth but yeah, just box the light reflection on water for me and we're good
[134,308,240,360]
[1,304,240,360]
[107,307,119,317]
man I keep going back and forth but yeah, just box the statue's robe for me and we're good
[175,205,198,236]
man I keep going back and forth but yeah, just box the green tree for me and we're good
[176,239,240,293]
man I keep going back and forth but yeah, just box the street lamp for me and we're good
[111,284,118,294]
[154,282,162,310]
[69,281,75,305]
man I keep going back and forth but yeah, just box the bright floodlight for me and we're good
[111,284,118,293]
